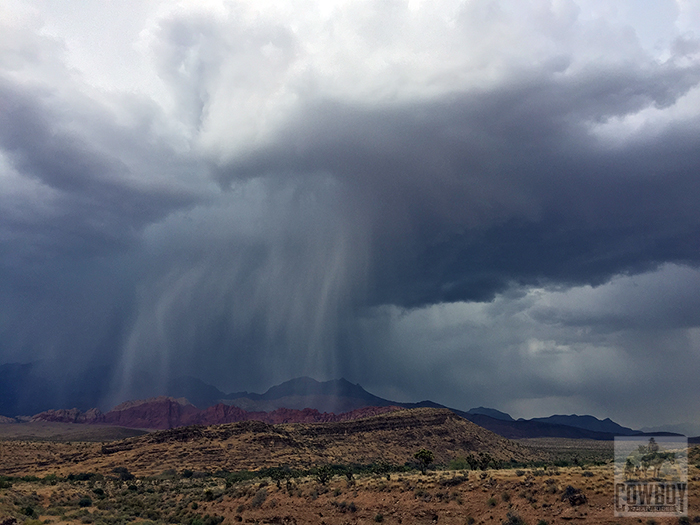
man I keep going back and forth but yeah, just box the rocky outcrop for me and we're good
[110,396,193,412]
[104,397,200,429]
[31,408,105,424]
[0,415,16,424]
[184,404,401,427]
[189,403,262,425]
[28,398,403,430]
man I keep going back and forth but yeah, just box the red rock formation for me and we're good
[103,397,200,429]
[28,399,405,430]
[185,403,263,426]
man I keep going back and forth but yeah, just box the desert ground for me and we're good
[1,410,696,525]
[3,463,699,525]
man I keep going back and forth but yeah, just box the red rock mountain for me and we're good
[30,397,402,430]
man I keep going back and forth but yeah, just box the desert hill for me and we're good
[0,408,546,477]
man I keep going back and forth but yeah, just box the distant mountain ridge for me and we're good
[467,407,515,421]
[0,366,688,439]
[165,376,397,413]
[162,376,673,440]
[528,414,638,435]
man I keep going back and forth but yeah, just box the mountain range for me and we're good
[0,368,686,440]
[166,375,685,439]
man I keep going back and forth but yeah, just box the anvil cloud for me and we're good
[1,0,700,431]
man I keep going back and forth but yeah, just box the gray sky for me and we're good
[2,0,700,431]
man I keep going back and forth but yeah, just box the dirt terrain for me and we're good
[0,422,147,443]
[2,464,698,525]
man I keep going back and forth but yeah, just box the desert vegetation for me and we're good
[2,460,698,525]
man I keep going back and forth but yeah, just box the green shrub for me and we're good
[112,467,134,481]
[449,457,470,470]
[225,471,256,486]
[78,497,92,508]
[333,500,357,513]
[414,488,431,501]
[43,474,59,485]
[250,488,267,508]
[68,473,96,482]
[374,513,384,522]
[314,466,333,485]
[143,509,161,521]
[414,449,434,474]
[502,513,526,525]
[440,474,468,487]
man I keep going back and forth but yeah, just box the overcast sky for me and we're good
[2,0,700,431]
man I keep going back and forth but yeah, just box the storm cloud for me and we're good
[1,0,700,430]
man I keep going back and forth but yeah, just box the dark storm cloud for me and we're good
[216,58,700,307]
[2,0,700,428]
[349,266,700,429]
[106,175,372,402]
[0,79,199,266]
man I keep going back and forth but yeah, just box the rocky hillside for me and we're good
[1,408,547,476]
